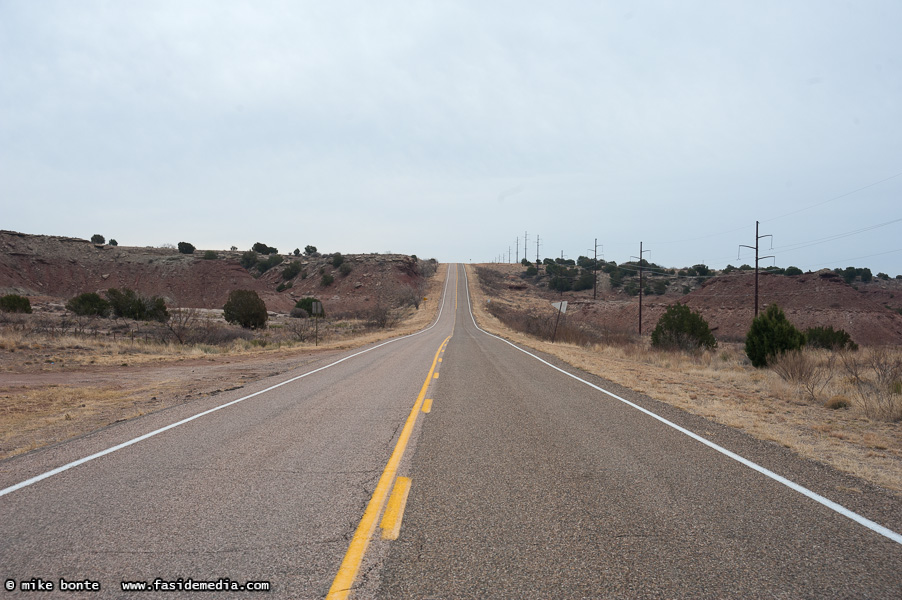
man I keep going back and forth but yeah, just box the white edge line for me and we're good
[460,264,902,545]
[0,265,455,499]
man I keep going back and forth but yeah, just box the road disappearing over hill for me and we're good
[1,264,900,598]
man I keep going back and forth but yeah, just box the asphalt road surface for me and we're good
[1,264,900,599]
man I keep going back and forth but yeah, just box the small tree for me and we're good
[0,294,32,314]
[651,303,716,351]
[282,261,302,280]
[240,251,258,269]
[745,304,805,368]
[177,242,196,254]
[294,297,323,318]
[304,245,317,255]
[105,288,169,322]
[293,248,301,257]
[66,292,110,316]
[332,253,345,268]
[339,262,352,276]
[203,250,218,260]
[223,290,267,329]
[91,234,105,245]
[805,326,858,351]
[252,242,278,255]
[109,239,118,246]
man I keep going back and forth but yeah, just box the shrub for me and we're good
[0,294,32,314]
[877,272,889,280]
[282,261,302,280]
[66,292,110,316]
[692,264,710,277]
[256,254,283,274]
[252,242,278,255]
[105,288,169,322]
[521,258,530,266]
[321,273,335,287]
[339,262,352,276]
[805,326,858,351]
[106,289,160,321]
[109,239,118,246]
[223,290,267,329]
[745,304,805,368]
[525,265,538,277]
[294,297,323,317]
[572,271,595,291]
[304,245,317,255]
[293,248,301,257]
[203,250,218,260]
[651,303,716,351]
[276,281,292,292]
[332,253,345,268]
[90,234,105,244]
[177,242,196,254]
[239,251,258,269]
[784,266,803,276]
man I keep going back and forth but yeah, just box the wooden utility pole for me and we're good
[632,242,650,335]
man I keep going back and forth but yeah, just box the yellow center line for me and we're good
[380,476,412,540]
[422,398,433,413]
[326,334,450,600]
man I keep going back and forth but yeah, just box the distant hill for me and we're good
[0,231,431,315]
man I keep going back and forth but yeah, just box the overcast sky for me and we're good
[2,1,901,274]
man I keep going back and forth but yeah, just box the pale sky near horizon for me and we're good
[2,1,901,275]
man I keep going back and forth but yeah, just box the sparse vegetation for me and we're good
[339,262,353,276]
[223,290,268,329]
[0,294,32,314]
[106,288,169,322]
[66,292,110,317]
[282,261,302,280]
[252,242,278,255]
[805,326,858,351]
[321,273,335,287]
[651,303,716,351]
[745,304,805,368]
[332,253,345,268]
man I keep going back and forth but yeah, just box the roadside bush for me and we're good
[203,250,218,260]
[66,292,110,317]
[240,251,258,269]
[105,288,169,322]
[745,304,805,368]
[252,242,278,255]
[339,262,352,276]
[177,242,196,254]
[294,297,323,317]
[282,261,302,280]
[256,254,283,274]
[223,290,268,329]
[90,234,105,244]
[321,273,335,287]
[651,303,716,351]
[0,294,32,314]
[805,326,858,351]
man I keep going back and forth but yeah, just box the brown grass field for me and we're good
[464,264,902,493]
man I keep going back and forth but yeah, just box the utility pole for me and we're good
[587,239,603,300]
[516,237,519,263]
[739,220,774,317]
[508,246,511,263]
[536,235,541,264]
[631,242,650,335]
[524,231,529,263]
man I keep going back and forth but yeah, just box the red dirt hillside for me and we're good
[0,231,430,315]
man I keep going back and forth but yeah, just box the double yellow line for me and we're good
[326,335,450,599]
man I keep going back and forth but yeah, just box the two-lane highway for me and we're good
[2,263,900,598]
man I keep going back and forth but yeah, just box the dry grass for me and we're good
[0,265,449,460]
[465,264,902,492]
